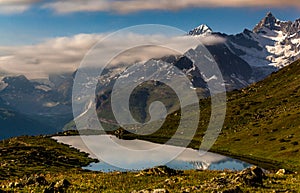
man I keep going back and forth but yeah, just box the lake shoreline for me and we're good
[54,130,294,172]
[52,135,253,170]
[1,134,299,192]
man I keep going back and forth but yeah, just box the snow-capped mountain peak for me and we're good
[189,24,212,36]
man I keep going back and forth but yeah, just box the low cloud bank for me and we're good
[0,33,225,79]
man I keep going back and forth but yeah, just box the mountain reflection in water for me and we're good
[53,135,251,172]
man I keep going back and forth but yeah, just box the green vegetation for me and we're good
[119,59,300,172]
[209,60,300,171]
[0,135,96,179]
[1,160,300,192]
[200,59,300,171]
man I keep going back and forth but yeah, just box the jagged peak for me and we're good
[253,12,300,36]
[188,24,213,36]
[266,11,274,18]
[253,12,280,33]
[243,28,253,34]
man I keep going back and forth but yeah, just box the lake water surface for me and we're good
[53,135,251,172]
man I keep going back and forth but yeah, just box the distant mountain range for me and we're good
[0,12,299,138]
[0,73,74,139]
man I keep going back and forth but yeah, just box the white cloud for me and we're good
[42,0,110,14]
[43,0,300,14]
[0,33,225,79]
[0,0,40,14]
[0,34,102,79]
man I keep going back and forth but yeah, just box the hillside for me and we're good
[121,59,300,171]
[207,59,300,171]
[0,135,95,180]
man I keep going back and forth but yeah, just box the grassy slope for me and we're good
[0,136,96,179]
[2,170,300,192]
[209,59,300,171]
[122,59,300,171]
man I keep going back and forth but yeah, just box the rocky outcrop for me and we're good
[135,166,182,177]
[2,176,71,193]
[132,166,266,193]
[43,179,71,193]
[132,189,168,193]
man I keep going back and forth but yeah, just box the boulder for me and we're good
[131,189,168,193]
[152,189,168,193]
[136,166,181,177]
[54,179,71,192]
[24,175,48,186]
[237,166,264,186]
[276,169,286,176]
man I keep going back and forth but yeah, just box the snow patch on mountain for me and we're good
[229,12,300,71]
[189,24,212,36]
[35,85,52,92]
[0,79,8,92]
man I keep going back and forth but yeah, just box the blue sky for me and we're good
[0,5,299,46]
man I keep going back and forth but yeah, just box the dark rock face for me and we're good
[174,56,194,70]
[206,43,253,80]
[173,56,207,88]
[291,19,300,34]
[227,30,262,51]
